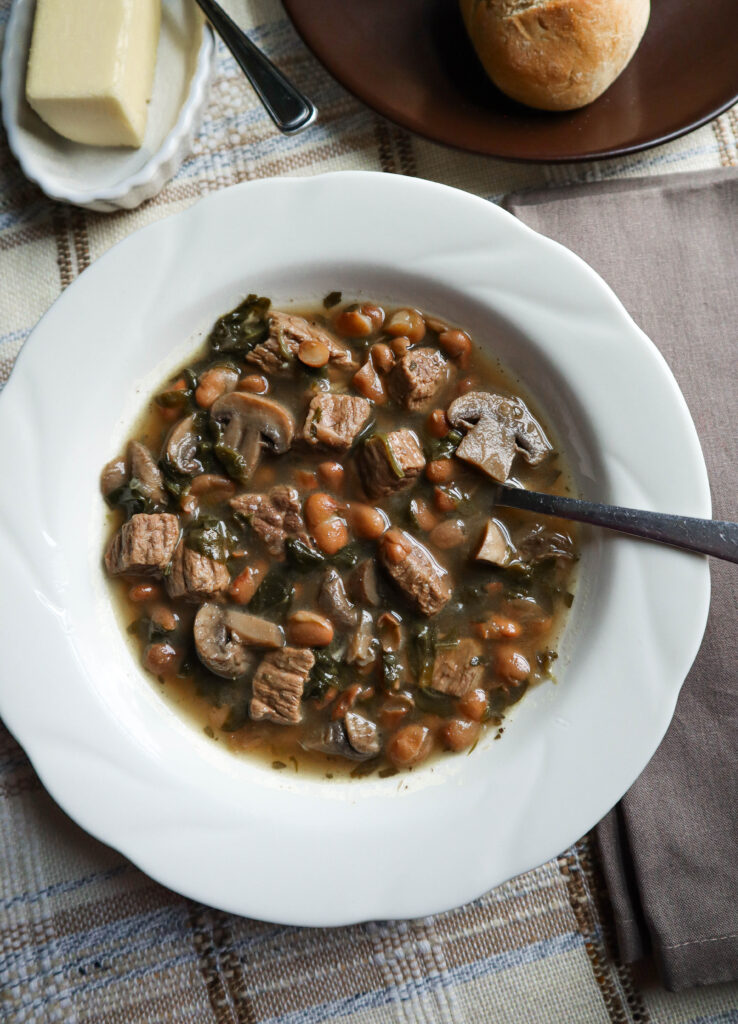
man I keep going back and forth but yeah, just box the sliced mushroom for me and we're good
[127,440,167,505]
[475,518,514,567]
[319,568,358,628]
[446,392,552,483]
[347,610,377,667]
[514,523,575,564]
[194,603,284,678]
[100,456,127,497]
[210,392,294,483]
[349,559,381,606]
[300,720,351,758]
[165,413,203,475]
[344,712,381,758]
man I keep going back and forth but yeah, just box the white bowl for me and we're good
[0,172,710,925]
[1,0,215,212]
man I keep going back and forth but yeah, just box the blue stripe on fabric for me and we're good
[0,864,131,912]
[263,930,585,1024]
[692,1013,738,1024]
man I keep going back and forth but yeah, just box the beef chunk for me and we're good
[230,485,310,557]
[389,348,448,410]
[250,647,315,725]
[303,394,371,451]
[378,529,451,616]
[165,542,230,600]
[358,429,425,499]
[431,638,485,697]
[246,311,353,374]
[105,513,179,577]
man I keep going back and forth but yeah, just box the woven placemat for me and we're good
[1,2,738,1020]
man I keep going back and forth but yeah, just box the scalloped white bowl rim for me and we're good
[0,172,710,925]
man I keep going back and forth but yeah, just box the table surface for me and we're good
[1,2,737,1021]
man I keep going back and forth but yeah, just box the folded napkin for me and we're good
[504,169,738,992]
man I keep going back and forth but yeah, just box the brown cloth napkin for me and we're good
[504,169,738,992]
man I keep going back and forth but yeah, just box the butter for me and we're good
[26,0,162,148]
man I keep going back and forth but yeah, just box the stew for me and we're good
[101,295,577,776]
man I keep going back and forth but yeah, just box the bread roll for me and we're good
[459,0,650,111]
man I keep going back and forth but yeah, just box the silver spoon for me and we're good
[193,0,317,134]
[495,486,738,564]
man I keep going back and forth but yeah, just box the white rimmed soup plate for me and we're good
[0,172,710,925]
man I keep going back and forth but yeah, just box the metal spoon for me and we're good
[495,486,738,564]
[193,0,317,134]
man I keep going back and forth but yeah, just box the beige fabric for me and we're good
[1,1,738,1020]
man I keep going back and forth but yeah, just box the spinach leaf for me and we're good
[426,428,463,462]
[208,294,271,355]
[323,290,342,309]
[107,477,155,519]
[185,518,231,563]
[414,688,456,717]
[249,567,295,613]
[286,538,325,572]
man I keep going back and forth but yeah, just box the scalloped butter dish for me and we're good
[1,0,216,212]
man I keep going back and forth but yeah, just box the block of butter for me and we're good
[26,0,162,148]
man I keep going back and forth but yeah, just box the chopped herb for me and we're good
[368,433,404,478]
[286,537,325,571]
[107,477,158,519]
[381,651,403,691]
[249,568,295,613]
[414,688,456,717]
[536,650,558,675]
[203,725,215,739]
[435,484,474,514]
[378,766,398,779]
[155,387,191,410]
[289,755,299,772]
[347,416,377,454]
[331,542,362,569]
[305,646,341,699]
[564,591,575,608]
[350,759,379,778]
[222,704,249,732]
[426,428,463,462]
[158,456,192,498]
[208,294,271,355]
[185,518,231,562]
[323,290,342,309]
[272,760,287,770]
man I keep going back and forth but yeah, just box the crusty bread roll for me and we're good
[459,0,650,111]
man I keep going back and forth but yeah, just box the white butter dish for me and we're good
[1,0,216,212]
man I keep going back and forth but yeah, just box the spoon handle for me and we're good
[495,488,738,564]
[193,0,317,134]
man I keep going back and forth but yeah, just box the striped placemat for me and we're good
[1,2,737,1020]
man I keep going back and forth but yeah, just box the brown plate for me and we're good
[283,0,738,163]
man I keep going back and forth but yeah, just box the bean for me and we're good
[382,529,411,564]
[158,379,187,422]
[385,308,426,343]
[424,315,449,333]
[458,688,489,722]
[526,615,554,637]
[440,717,480,752]
[409,497,438,532]
[378,702,410,731]
[252,464,276,487]
[433,487,458,514]
[456,376,475,396]
[295,470,318,491]
[347,502,388,539]
[189,473,236,502]
[314,685,338,710]
[390,336,412,357]
[387,723,433,767]
[426,408,449,438]
[426,459,454,484]
[352,358,387,403]
[313,516,349,554]
[331,682,362,721]
[335,309,373,337]
[473,614,523,640]
[298,338,331,368]
[317,461,345,490]
[362,304,385,330]
[150,603,178,633]
[229,564,265,605]
[371,343,394,374]
[287,610,334,647]
[195,367,239,409]
[239,374,269,394]
[439,329,472,364]
[305,491,340,528]
[128,582,162,603]
[143,641,178,676]
[495,645,531,682]
[429,518,466,549]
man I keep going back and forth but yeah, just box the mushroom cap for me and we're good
[344,712,381,757]
[193,603,284,678]
[210,392,295,481]
[447,391,551,483]
[165,413,203,475]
